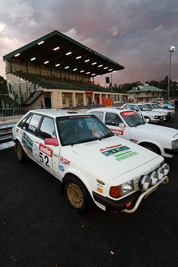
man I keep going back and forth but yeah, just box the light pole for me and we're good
[167,46,175,100]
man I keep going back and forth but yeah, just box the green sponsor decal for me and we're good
[114,151,138,162]
[101,146,129,157]
[22,132,33,154]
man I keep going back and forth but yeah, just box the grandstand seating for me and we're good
[14,72,113,92]
[6,71,118,106]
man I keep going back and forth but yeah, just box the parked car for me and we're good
[158,101,175,110]
[12,109,170,214]
[162,101,175,106]
[145,103,175,120]
[87,107,178,158]
[121,103,166,123]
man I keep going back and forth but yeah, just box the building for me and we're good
[128,84,163,102]
[3,30,127,109]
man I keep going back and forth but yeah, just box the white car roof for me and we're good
[123,102,147,106]
[28,109,86,118]
[88,107,136,115]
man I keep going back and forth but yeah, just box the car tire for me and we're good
[144,117,151,123]
[16,142,27,163]
[142,143,159,154]
[64,176,93,214]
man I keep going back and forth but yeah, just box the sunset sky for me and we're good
[0,0,177,86]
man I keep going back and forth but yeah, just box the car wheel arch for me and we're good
[62,173,94,213]
[61,172,92,197]
[139,141,161,155]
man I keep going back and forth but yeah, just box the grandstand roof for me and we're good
[3,30,124,78]
[128,84,163,93]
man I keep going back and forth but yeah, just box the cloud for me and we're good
[0,23,5,33]
[64,28,97,48]
[109,26,119,37]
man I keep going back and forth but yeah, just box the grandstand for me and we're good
[3,30,127,109]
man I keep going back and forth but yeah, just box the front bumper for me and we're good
[164,147,178,155]
[166,115,173,120]
[151,117,166,123]
[93,176,169,213]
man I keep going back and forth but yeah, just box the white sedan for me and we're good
[87,107,178,158]
[121,102,166,123]
[12,109,170,214]
[147,102,175,120]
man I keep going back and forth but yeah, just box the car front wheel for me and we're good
[64,176,93,213]
[142,143,159,154]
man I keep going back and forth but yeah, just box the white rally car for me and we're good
[145,103,175,120]
[121,103,166,123]
[12,109,170,214]
[87,107,178,158]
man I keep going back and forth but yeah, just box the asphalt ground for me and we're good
[0,112,178,267]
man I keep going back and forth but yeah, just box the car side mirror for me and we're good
[119,123,125,128]
[45,138,59,146]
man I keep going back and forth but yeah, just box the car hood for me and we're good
[69,136,160,180]
[153,108,174,114]
[151,109,167,115]
[134,124,178,139]
[141,110,164,116]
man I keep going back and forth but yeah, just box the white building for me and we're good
[128,84,163,102]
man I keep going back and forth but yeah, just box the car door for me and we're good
[20,113,42,160]
[34,116,61,177]
[104,112,130,139]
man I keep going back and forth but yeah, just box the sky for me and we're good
[0,0,178,86]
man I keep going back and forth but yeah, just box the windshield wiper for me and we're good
[72,137,98,146]
[99,133,113,140]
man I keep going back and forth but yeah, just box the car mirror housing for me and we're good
[119,123,125,128]
[45,138,59,146]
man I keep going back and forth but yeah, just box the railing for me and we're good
[0,122,15,144]
[13,71,123,93]
[0,108,26,117]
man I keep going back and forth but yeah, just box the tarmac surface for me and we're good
[0,112,178,267]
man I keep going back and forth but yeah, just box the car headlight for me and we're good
[150,171,158,186]
[110,180,134,198]
[172,139,178,150]
[121,180,134,196]
[139,175,150,191]
[157,166,164,180]
[162,163,170,175]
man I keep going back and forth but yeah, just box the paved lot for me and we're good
[0,112,178,267]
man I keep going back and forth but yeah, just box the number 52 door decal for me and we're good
[39,144,53,169]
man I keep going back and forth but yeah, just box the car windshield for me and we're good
[152,103,161,109]
[56,115,113,146]
[120,111,145,127]
[145,104,153,110]
[138,104,152,111]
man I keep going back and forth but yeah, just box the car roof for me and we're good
[122,102,148,106]
[28,109,87,118]
[88,107,137,114]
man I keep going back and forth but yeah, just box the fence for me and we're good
[0,122,15,144]
[0,107,27,117]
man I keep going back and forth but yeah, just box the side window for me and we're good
[130,105,139,111]
[124,105,129,109]
[91,111,104,122]
[105,113,122,126]
[39,117,56,139]
[28,114,42,134]
[18,113,31,128]
[20,113,42,135]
